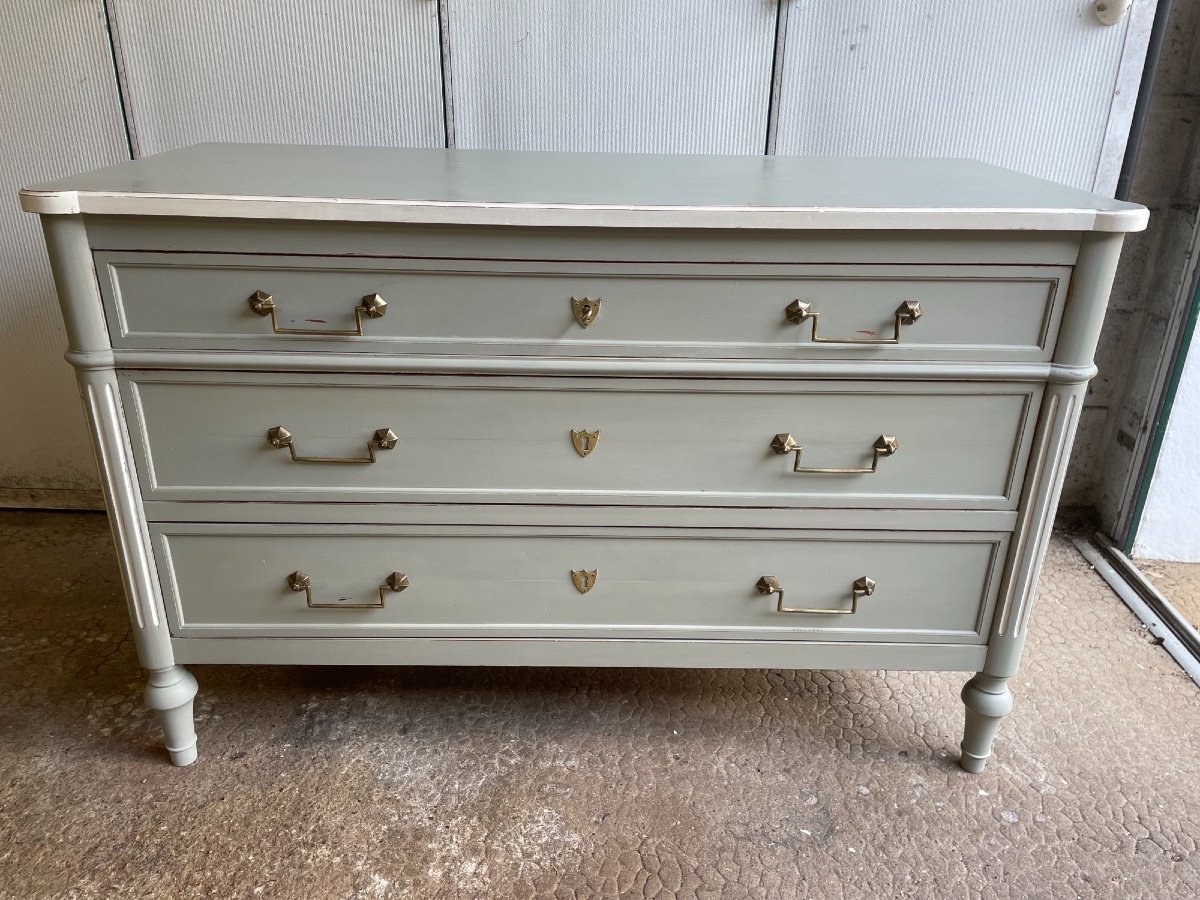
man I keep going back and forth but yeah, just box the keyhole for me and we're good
[572,429,599,457]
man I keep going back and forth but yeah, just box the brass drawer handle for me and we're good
[267,425,398,464]
[756,575,876,615]
[288,570,409,609]
[770,433,898,474]
[248,290,388,335]
[785,299,921,344]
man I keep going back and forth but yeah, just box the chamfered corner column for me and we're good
[956,231,1126,773]
[43,214,189,765]
[145,666,199,766]
[957,378,1086,773]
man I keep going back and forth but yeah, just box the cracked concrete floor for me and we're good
[0,510,1198,899]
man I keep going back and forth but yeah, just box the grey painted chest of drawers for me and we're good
[22,146,1147,770]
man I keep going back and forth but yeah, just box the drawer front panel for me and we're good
[98,253,1068,362]
[124,373,1040,509]
[152,524,1007,643]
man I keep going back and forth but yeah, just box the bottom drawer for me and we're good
[152,524,1007,644]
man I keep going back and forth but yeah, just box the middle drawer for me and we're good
[123,373,1039,509]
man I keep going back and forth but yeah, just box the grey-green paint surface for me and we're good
[138,501,1018,533]
[167,636,989,672]
[122,373,1039,509]
[97,252,1069,362]
[85,217,1088,265]
[152,523,1006,643]
[20,145,1148,232]
[23,147,1145,771]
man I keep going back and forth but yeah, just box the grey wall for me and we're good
[1085,0,1200,536]
[1,0,1159,507]
[446,0,779,153]
[772,0,1148,191]
[0,2,129,506]
[108,1,446,157]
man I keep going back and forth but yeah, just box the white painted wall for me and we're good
[447,0,778,153]
[0,1,131,504]
[0,0,1162,507]
[774,0,1154,194]
[107,0,445,156]
[1133,325,1200,561]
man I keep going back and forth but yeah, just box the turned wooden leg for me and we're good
[145,665,199,766]
[959,673,1013,774]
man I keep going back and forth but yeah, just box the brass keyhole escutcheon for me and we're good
[571,569,597,594]
[571,296,601,328]
[571,429,600,457]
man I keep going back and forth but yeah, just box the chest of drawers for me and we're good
[22,146,1146,770]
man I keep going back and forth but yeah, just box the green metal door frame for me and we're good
[1122,269,1200,552]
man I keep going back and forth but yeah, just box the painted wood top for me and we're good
[21,144,1148,232]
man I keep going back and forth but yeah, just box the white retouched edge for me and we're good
[18,189,1150,232]
[168,635,988,670]
[92,349,1096,384]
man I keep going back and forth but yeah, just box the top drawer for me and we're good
[94,252,1070,362]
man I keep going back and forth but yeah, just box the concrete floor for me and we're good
[1133,556,1200,634]
[0,511,1198,899]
